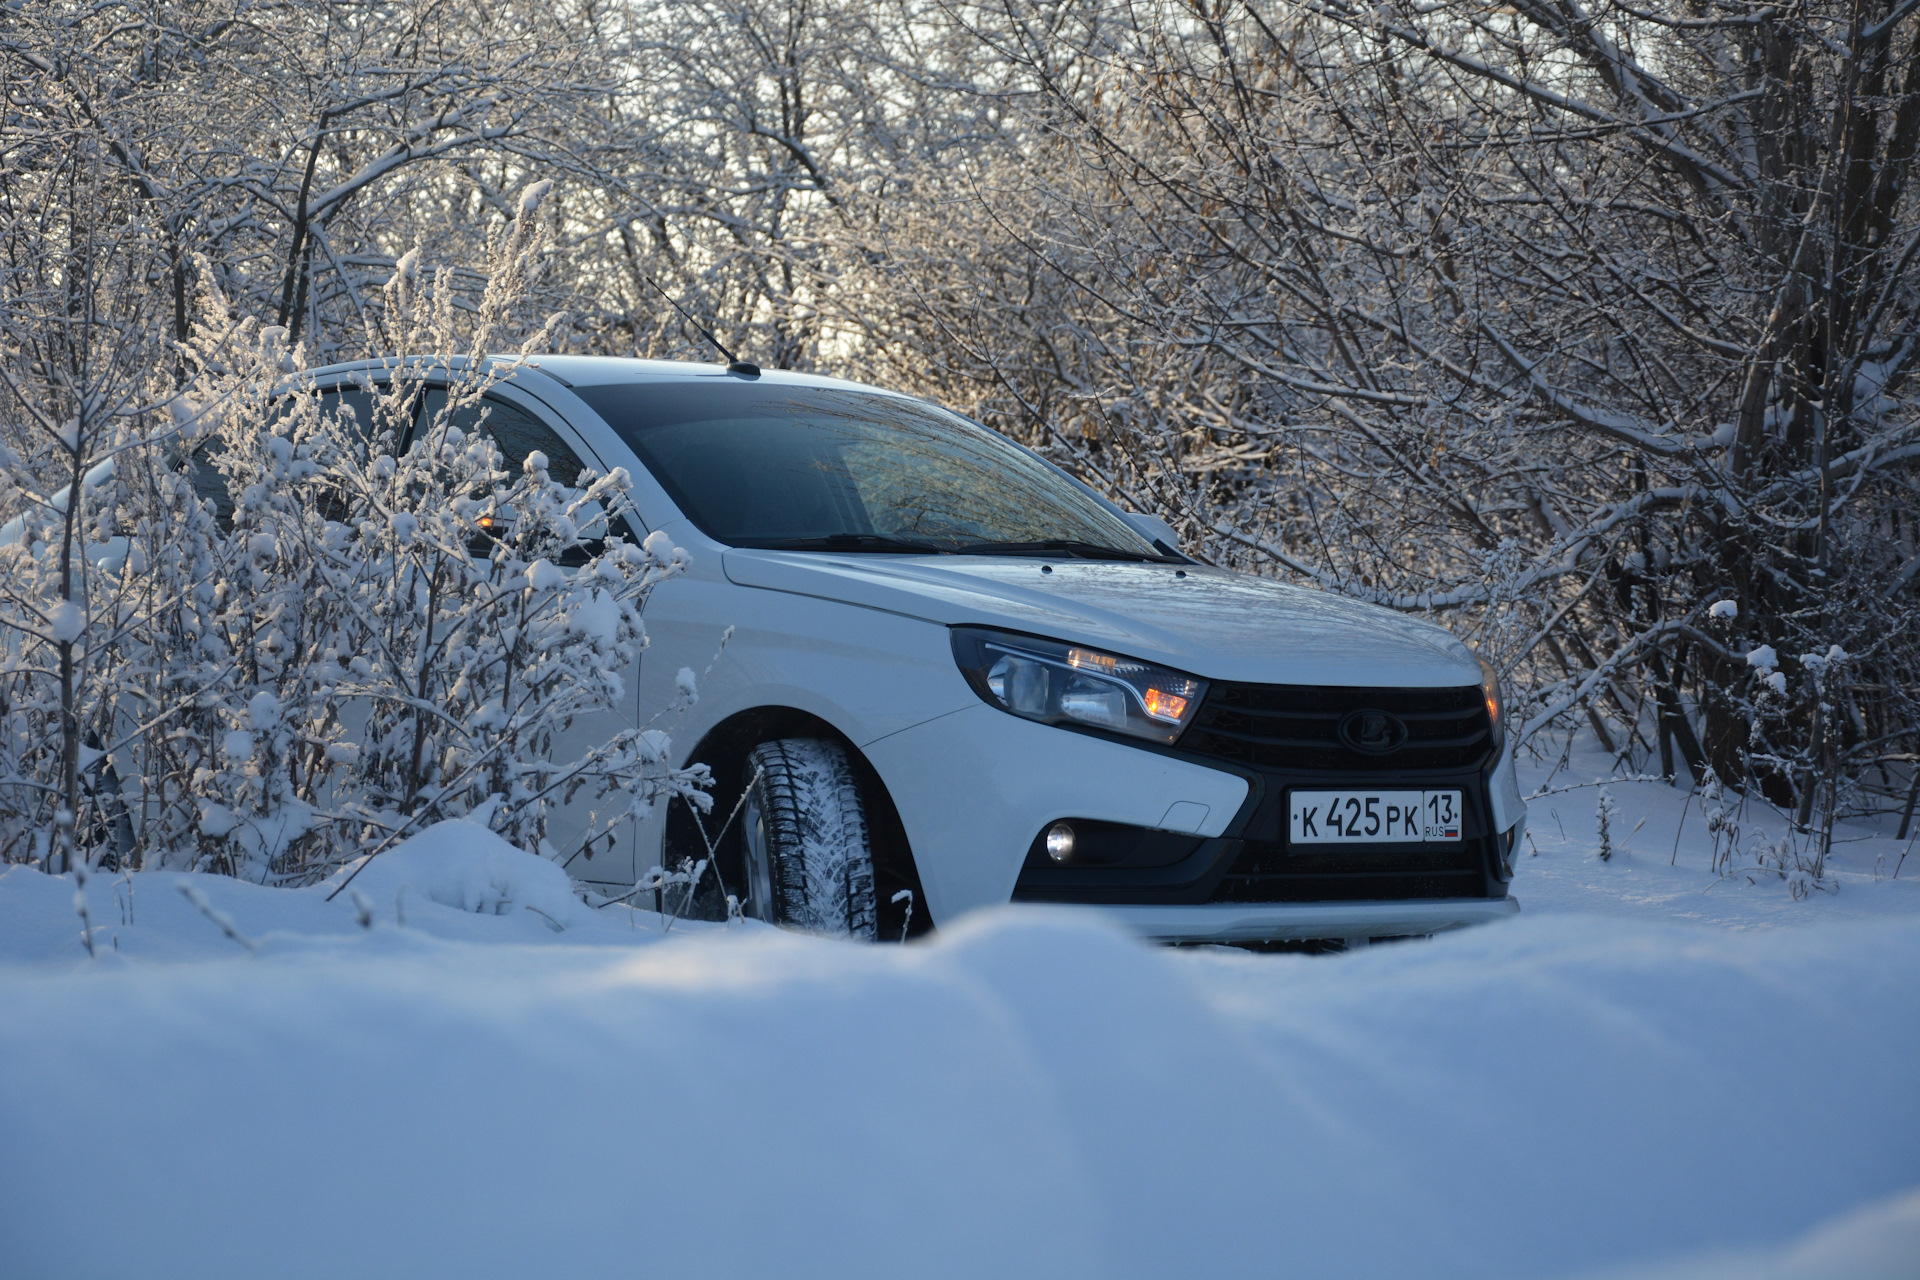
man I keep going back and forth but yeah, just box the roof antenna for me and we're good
[638,273,760,378]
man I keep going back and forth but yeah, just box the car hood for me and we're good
[722,550,1481,687]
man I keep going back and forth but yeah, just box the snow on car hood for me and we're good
[722,550,1481,686]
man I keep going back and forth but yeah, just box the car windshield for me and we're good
[571,380,1167,558]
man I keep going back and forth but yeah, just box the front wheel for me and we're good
[740,738,878,940]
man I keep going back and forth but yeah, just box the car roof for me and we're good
[302,354,909,400]
[512,355,888,393]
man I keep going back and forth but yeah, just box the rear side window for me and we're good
[191,387,381,530]
[319,387,382,447]
[188,445,236,530]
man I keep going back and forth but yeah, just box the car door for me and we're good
[492,379,738,890]
[411,383,647,884]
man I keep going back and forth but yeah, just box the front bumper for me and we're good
[1080,895,1521,944]
[863,697,1525,934]
[863,703,1252,925]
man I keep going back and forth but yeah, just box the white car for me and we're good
[291,356,1525,945]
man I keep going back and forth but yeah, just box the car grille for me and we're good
[1209,841,1495,902]
[1179,681,1494,772]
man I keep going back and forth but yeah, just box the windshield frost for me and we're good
[572,381,1160,556]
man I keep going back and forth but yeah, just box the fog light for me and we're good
[1045,822,1076,863]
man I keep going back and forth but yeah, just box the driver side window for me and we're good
[417,389,588,486]
[417,388,634,560]
[192,385,631,551]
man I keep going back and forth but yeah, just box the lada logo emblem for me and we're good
[1337,709,1407,755]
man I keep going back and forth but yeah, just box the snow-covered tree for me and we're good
[1,179,706,881]
[829,0,1920,838]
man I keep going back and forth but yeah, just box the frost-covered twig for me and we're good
[523,904,565,933]
[891,888,914,944]
[1526,775,1670,800]
[175,880,258,952]
[68,812,95,959]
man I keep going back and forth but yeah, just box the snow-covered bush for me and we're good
[0,181,706,884]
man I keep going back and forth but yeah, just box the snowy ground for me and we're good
[2,750,1916,1279]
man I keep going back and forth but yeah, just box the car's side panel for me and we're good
[637,558,976,748]
[625,557,980,883]
[862,704,1250,925]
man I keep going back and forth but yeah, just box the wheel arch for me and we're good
[666,706,933,937]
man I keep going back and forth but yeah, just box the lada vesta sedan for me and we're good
[291,357,1526,945]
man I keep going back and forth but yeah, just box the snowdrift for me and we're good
[1,814,1916,1279]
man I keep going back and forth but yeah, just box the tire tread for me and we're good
[744,738,878,939]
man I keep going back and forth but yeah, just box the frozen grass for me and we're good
[0,754,1916,1279]
[1512,742,1920,928]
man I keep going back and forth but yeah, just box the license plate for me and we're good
[1288,790,1462,844]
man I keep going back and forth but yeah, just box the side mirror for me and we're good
[1123,511,1181,555]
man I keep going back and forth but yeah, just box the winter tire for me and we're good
[740,738,879,940]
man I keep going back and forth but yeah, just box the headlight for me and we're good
[1478,655,1506,753]
[951,627,1208,745]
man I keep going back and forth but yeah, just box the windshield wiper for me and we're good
[948,539,1175,563]
[747,533,951,555]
